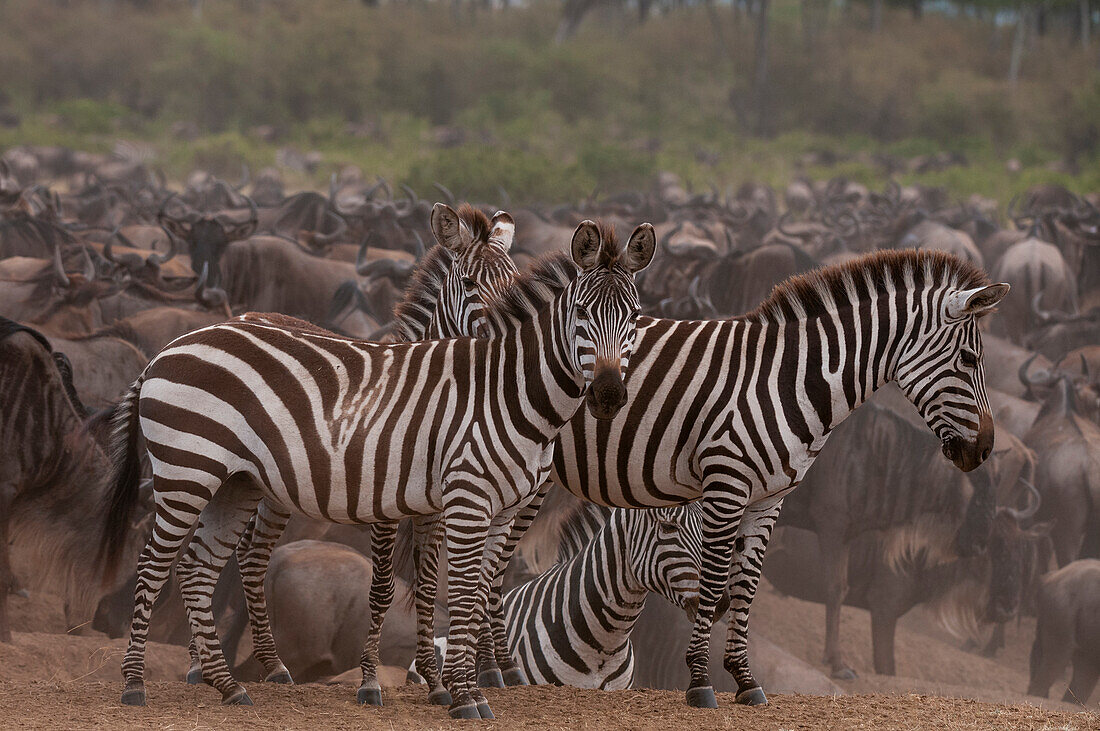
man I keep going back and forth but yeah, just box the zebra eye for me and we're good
[460,277,477,289]
[960,349,978,368]
[629,310,640,322]
[575,304,590,319]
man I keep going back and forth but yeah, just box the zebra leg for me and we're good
[175,479,263,705]
[186,637,202,684]
[818,532,856,679]
[357,521,398,706]
[684,483,746,709]
[410,516,451,705]
[441,503,492,719]
[235,499,293,684]
[122,502,209,706]
[722,502,781,706]
[480,483,549,687]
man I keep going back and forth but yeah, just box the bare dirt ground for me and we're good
[0,682,1097,731]
[3,585,1098,728]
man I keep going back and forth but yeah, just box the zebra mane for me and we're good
[391,244,455,343]
[738,249,991,325]
[481,252,579,332]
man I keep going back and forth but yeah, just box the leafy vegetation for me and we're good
[0,0,1096,204]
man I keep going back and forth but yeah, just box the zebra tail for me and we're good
[97,373,146,585]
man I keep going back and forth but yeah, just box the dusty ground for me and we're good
[0,682,1097,731]
[3,584,1098,728]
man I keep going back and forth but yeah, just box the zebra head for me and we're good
[624,506,703,621]
[429,202,520,338]
[568,220,655,420]
[893,278,1010,472]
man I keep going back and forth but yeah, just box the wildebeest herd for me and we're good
[1,145,1098,718]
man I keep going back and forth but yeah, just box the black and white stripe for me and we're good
[480,250,1009,707]
[99,218,653,719]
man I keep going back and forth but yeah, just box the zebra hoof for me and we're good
[222,688,253,706]
[357,686,383,706]
[476,702,495,719]
[735,686,768,706]
[427,688,453,706]
[120,687,146,706]
[407,670,427,685]
[265,669,294,684]
[501,667,528,686]
[686,686,718,708]
[831,667,857,680]
[477,668,505,688]
[185,667,202,685]
[448,703,481,719]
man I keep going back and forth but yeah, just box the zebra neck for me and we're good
[771,296,906,455]
[560,523,648,657]
[509,306,587,433]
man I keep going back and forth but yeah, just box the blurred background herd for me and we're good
[0,0,1098,711]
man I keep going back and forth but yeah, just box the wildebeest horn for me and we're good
[1081,352,1091,382]
[1030,292,1068,324]
[52,246,71,288]
[308,209,348,247]
[1018,352,1057,394]
[378,177,392,201]
[355,232,374,276]
[433,182,455,205]
[237,164,250,191]
[81,245,96,281]
[412,230,426,260]
[1006,479,1041,522]
[146,231,178,267]
[659,221,684,253]
[329,172,338,203]
[400,184,419,208]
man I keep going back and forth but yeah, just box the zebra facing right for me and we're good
[98,219,655,720]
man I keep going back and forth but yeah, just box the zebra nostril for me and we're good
[981,447,991,461]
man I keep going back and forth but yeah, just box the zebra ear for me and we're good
[489,211,515,251]
[946,283,1010,319]
[571,220,602,270]
[623,223,656,274]
[431,202,471,252]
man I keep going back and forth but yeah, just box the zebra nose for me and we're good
[981,446,991,461]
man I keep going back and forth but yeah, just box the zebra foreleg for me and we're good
[684,483,746,709]
[175,479,263,705]
[479,483,548,687]
[357,521,398,706]
[722,502,781,706]
[235,499,293,684]
[410,516,450,705]
[441,502,493,719]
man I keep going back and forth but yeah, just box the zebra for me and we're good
[501,502,704,689]
[97,219,655,719]
[180,201,523,696]
[475,249,1010,709]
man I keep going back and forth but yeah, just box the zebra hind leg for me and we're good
[235,499,293,684]
[410,516,451,705]
[121,501,211,706]
[186,637,202,684]
[482,483,548,687]
[357,521,398,706]
[722,504,781,706]
[175,477,264,705]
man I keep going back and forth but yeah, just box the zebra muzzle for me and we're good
[585,368,628,420]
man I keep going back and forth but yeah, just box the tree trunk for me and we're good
[1008,5,1028,87]
[871,0,883,32]
[753,0,771,136]
[1081,0,1091,49]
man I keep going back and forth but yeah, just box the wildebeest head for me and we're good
[158,193,258,289]
[984,484,1051,623]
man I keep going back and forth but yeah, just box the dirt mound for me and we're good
[0,682,1094,730]
[0,633,188,684]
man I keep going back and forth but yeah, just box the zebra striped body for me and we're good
[503,504,702,690]
[482,250,1009,707]
[185,203,524,698]
[101,219,654,718]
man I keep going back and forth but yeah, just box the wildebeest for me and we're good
[774,389,997,678]
[991,236,1077,345]
[1027,558,1100,704]
[1023,376,1100,567]
[0,317,141,640]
